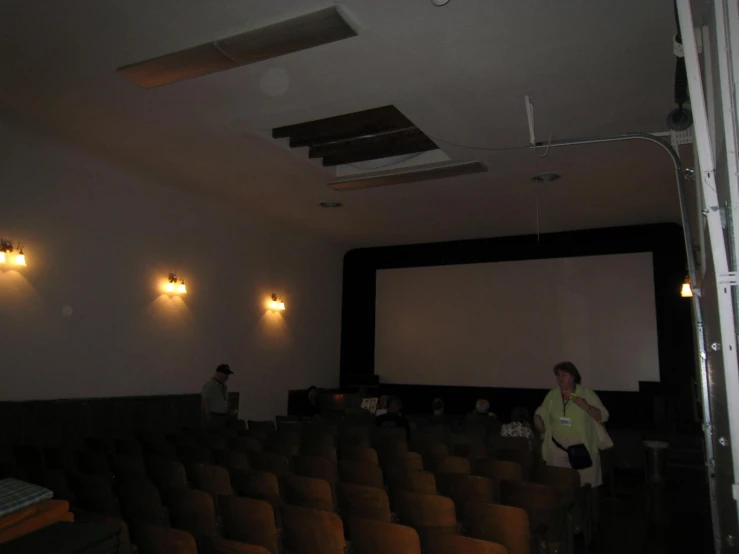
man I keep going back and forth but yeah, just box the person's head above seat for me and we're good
[307,386,319,403]
[475,399,490,414]
[510,406,530,424]
[553,361,581,392]
[378,395,390,410]
[214,364,233,382]
[432,398,444,416]
[387,397,403,414]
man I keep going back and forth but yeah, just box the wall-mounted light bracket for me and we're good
[269,293,286,311]
[0,239,26,266]
[165,272,187,294]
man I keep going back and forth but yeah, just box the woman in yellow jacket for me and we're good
[534,361,609,487]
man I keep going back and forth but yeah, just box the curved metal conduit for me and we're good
[545,131,717,530]
[544,132,695,279]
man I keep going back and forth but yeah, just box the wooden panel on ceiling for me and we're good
[118,7,356,88]
[308,128,431,158]
[319,132,439,166]
[118,43,237,88]
[328,161,488,191]
[217,7,357,65]
[272,106,414,148]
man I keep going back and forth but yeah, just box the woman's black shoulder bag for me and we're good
[552,437,593,470]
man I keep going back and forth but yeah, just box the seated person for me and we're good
[464,398,501,434]
[375,397,411,439]
[432,398,445,416]
[469,399,496,418]
[299,386,321,419]
[500,407,535,448]
[374,395,390,416]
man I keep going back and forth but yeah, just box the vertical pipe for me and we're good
[679,0,739,542]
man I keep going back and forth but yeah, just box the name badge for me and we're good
[559,417,572,427]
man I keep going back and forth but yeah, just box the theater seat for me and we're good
[163,488,218,543]
[203,537,272,554]
[280,474,334,512]
[338,460,384,490]
[420,531,509,554]
[281,505,345,554]
[394,491,458,536]
[134,522,198,554]
[219,495,280,554]
[462,502,532,554]
[349,517,421,554]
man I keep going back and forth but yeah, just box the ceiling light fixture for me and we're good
[431,0,451,5]
[680,275,693,298]
[531,173,561,183]
[319,201,343,208]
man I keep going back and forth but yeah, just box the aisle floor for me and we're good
[584,468,712,554]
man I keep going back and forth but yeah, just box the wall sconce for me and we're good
[165,273,187,294]
[680,275,693,298]
[269,293,285,311]
[0,240,26,266]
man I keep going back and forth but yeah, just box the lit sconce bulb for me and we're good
[14,251,26,266]
[680,281,693,298]
[178,280,187,294]
[269,293,286,311]
[0,240,13,264]
[165,272,182,294]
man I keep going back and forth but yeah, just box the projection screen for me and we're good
[374,252,660,391]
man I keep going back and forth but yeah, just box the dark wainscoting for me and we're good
[0,392,240,446]
[340,223,696,432]
[289,385,660,430]
[365,384,657,430]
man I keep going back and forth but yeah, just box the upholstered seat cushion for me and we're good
[0,479,54,518]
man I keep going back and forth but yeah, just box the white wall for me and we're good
[375,253,660,391]
[0,123,344,419]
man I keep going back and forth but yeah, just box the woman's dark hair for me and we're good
[432,398,444,411]
[388,396,403,411]
[553,361,582,384]
[307,386,318,393]
[510,406,530,423]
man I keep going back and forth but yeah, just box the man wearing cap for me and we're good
[201,364,233,428]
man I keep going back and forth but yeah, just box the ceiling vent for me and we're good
[272,105,439,166]
[273,105,487,190]
[118,7,357,88]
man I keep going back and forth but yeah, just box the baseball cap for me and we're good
[216,364,233,375]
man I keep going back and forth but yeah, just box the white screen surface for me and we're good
[374,253,659,391]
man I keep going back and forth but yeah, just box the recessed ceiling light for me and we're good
[319,201,343,208]
[531,173,561,183]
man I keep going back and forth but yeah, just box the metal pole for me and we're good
[678,0,739,536]
[715,0,739,293]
